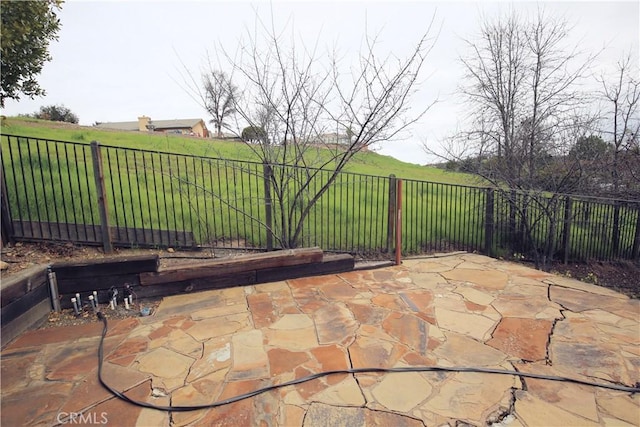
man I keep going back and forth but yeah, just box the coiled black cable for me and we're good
[95,312,639,412]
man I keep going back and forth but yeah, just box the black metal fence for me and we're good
[489,190,640,263]
[2,134,639,263]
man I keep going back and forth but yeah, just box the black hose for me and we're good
[95,312,639,412]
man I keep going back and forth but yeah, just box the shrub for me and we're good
[32,104,79,124]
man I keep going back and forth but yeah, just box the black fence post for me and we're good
[561,196,573,265]
[387,174,397,256]
[90,141,113,254]
[484,188,495,257]
[263,162,274,251]
[0,158,14,247]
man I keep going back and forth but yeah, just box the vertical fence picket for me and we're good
[263,162,274,251]
[90,141,113,253]
[484,188,495,256]
[612,202,621,259]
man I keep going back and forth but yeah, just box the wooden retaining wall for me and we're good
[53,248,353,303]
[1,248,355,348]
[1,265,51,348]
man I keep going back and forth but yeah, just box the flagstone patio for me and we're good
[1,253,639,426]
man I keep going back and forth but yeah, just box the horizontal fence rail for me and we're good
[1,134,639,264]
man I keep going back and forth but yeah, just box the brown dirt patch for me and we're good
[550,260,640,299]
[39,297,164,329]
[0,241,219,274]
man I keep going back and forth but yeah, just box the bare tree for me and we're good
[436,9,597,269]
[596,53,640,256]
[202,70,239,138]
[457,10,595,190]
[183,14,437,248]
[599,53,640,198]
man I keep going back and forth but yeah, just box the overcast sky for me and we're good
[2,0,638,164]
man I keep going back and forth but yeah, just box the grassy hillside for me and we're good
[0,117,480,186]
[3,117,631,263]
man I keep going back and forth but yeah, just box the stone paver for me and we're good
[425,372,515,422]
[514,362,600,422]
[372,371,433,412]
[229,330,268,380]
[435,306,497,340]
[441,268,509,290]
[2,253,638,426]
[136,347,194,384]
[514,390,602,426]
[434,332,507,366]
[313,303,358,345]
[186,335,231,381]
[487,317,554,361]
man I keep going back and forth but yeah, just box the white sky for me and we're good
[1,0,638,164]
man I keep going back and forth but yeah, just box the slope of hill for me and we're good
[0,117,479,186]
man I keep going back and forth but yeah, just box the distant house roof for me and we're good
[94,121,139,131]
[95,118,205,131]
[149,119,205,129]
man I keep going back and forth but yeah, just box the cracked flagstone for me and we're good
[186,336,231,382]
[433,332,507,366]
[491,294,562,319]
[425,371,515,421]
[185,312,250,341]
[514,362,600,422]
[2,252,638,427]
[487,317,554,361]
[312,304,358,345]
[312,376,365,406]
[371,371,433,412]
[264,318,319,351]
[136,347,194,381]
[441,268,509,290]
[229,330,269,380]
[435,306,497,340]
[454,285,495,306]
[514,390,601,426]
[304,402,425,427]
[596,392,640,425]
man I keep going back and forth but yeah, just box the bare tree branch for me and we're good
[439,9,599,270]
[202,70,239,138]
[176,11,438,248]
[599,52,640,198]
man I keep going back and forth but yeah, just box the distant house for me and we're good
[95,116,209,138]
[311,132,368,151]
[315,132,352,146]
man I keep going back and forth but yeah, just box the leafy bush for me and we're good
[241,126,267,144]
[32,104,79,124]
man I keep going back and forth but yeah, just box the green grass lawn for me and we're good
[2,117,635,261]
[0,117,479,185]
[0,122,484,254]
